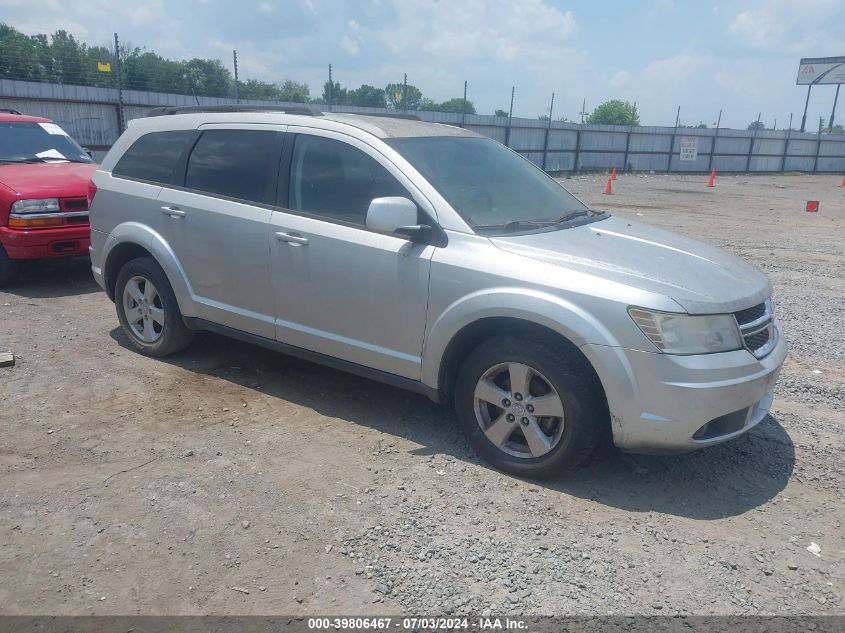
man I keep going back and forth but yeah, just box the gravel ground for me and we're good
[0,173,843,616]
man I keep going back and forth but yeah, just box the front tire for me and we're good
[454,336,605,478]
[115,256,194,357]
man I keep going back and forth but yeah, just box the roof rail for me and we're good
[145,104,323,117]
[0,108,22,115]
[334,112,421,121]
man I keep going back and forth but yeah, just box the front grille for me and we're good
[733,300,775,358]
[734,303,765,326]
[744,328,770,351]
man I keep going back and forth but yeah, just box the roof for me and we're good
[0,111,52,124]
[136,107,479,140]
[322,113,479,139]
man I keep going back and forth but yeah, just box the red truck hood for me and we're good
[0,162,98,200]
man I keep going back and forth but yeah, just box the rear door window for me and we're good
[184,129,280,205]
[112,130,194,184]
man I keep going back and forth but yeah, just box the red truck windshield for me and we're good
[0,121,93,164]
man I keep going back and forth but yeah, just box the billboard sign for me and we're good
[679,136,698,161]
[796,56,845,85]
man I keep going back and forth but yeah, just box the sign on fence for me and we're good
[679,136,698,161]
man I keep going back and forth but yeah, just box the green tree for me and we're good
[347,84,386,108]
[0,23,44,81]
[436,97,476,114]
[746,120,765,131]
[322,80,347,105]
[494,108,508,117]
[586,99,640,125]
[182,58,232,97]
[417,97,438,111]
[239,78,282,100]
[277,80,310,103]
[385,82,422,110]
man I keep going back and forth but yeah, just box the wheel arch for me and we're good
[101,222,195,316]
[434,316,608,408]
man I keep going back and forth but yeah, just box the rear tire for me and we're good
[0,246,16,287]
[454,336,605,479]
[115,256,194,357]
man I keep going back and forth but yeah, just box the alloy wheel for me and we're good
[122,275,165,343]
[473,362,565,458]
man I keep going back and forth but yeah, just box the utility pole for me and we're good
[461,80,468,126]
[542,92,554,171]
[328,64,333,111]
[707,109,722,173]
[114,32,124,134]
[233,50,239,103]
[505,86,515,147]
[579,98,587,124]
[402,73,408,112]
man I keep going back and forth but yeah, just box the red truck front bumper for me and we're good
[0,225,90,260]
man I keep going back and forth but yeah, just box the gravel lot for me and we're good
[1,173,843,616]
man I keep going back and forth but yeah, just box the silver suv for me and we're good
[88,106,786,478]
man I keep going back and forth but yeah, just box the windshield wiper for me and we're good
[473,220,551,233]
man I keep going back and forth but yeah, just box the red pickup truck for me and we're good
[0,110,97,286]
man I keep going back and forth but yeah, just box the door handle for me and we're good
[274,231,309,246]
[160,206,186,218]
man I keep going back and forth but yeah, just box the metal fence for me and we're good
[3,78,845,172]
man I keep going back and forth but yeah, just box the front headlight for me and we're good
[11,198,60,214]
[628,307,743,354]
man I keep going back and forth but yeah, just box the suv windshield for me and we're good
[385,136,605,234]
[0,121,93,164]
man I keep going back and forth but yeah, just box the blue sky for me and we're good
[2,0,844,129]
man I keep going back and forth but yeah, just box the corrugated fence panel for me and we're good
[629,133,672,152]
[820,140,845,156]
[546,129,577,150]
[464,125,506,143]
[4,79,845,172]
[579,131,627,151]
[578,152,626,169]
[784,156,816,171]
[628,153,671,171]
[786,140,818,156]
[509,127,547,151]
[714,136,752,155]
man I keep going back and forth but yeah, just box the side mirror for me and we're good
[365,197,432,242]
[82,147,94,159]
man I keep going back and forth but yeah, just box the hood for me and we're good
[490,215,771,314]
[0,162,97,200]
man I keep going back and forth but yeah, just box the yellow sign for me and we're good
[97,62,111,72]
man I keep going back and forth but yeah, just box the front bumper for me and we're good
[0,225,90,260]
[585,319,787,453]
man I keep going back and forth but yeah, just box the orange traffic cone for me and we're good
[611,166,618,180]
[603,176,613,195]
[841,176,845,187]
[707,170,716,187]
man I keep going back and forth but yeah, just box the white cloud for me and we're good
[339,35,359,55]
[726,0,842,54]
[258,1,276,14]
[610,70,631,88]
[339,19,362,55]
[645,54,694,81]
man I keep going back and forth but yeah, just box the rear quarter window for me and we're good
[112,130,195,184]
